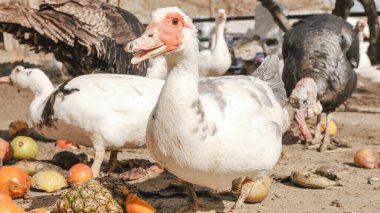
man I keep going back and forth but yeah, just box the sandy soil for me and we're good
[1,72,380,213]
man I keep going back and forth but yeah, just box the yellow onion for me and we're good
[354,148,380,169]
[231,176,271,203]
[319,117,337,136]
[0,166,31,198]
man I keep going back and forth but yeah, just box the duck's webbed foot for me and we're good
[228,178,255,213]
[179,182,207,213]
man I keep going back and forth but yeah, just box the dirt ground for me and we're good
[1,70,380,213]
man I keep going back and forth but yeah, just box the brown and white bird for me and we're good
[0,0,148,76]
[282,14,358,151]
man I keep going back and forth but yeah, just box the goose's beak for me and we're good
[0,75,12,85]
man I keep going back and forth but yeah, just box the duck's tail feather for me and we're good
[251,55,286,107]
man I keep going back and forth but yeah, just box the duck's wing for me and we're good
[38,74,163,128]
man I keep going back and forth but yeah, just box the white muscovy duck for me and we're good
[353,20,380,95]
[146,56,168,79]
[0,66,164,177]
[198,9,232,77]
[126,7,289,212]
[355,20,371,68]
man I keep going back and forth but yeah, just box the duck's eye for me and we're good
[172,18,179,26]
[303,100,308,105]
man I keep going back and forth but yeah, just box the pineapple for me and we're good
[53,176,140,213]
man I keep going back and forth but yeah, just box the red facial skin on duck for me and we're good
[128,12,188,63]
[156,12,187,52]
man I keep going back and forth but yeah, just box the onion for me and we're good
[0,202,25,213]
[0,191,13,203]
[354,148,380,169]
[319,116,337,136]
[231,176,272,203]
[0,166,31,198]
[67,163,93,186]
[0,138,12,165]
[32,169,68,192]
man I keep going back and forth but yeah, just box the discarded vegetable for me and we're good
[291,170,340,189]
[353,148,380,169]
[0,202,25,213]
[32,169,68,192]
[16,160,65,176]
[231,175,272,203]
[0,191,13,203]
[319,116,337,136]
[55,140,79,150]
[0,166,31,198]
[125,193,156,213]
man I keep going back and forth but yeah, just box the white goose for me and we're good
[198,9,232,77]
[0,66,164,176]
[126,7,289,212]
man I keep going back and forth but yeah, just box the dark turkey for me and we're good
[282,14,358,151]
[0,0,148,76]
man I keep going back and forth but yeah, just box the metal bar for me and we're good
[191,11,380,23]
[143,11,378,26]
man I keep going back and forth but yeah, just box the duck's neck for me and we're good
[358,31,364,43]
[29,77,54,115]
[212,21,227,52]
[29,76,54,97]
[161,36,200,105]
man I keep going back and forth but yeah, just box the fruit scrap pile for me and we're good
[54,176,156,213]
[0,123,155,212]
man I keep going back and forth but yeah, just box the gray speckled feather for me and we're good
[252,55,286,107]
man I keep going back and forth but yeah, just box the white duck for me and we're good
[126,7,289,212]
[355,20,371,68]
[146,56,168,79]
[198,9,232,77]
[0,66,164,176]
[353,20,380,95]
